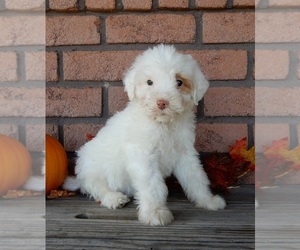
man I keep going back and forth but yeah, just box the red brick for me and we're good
[256,87,300,116]
[204,87,254,117]
[46,52,58,82]
[203,12,254,44]
[4,0,44,11]
[256,12,300,43]
[64,49,247,82]
[25,51,45,81]
[195,0,226,9]
[187,50,247,80]
[233,0,255,8]
[269,0,300,7]
[0,16,45,46]
[63,123,103,151]
[63,50,140,81]
[0,87,44,117]
[122,0,152,10]
[86,0,115,11]
[49,0,77,11]
[255,123,290,152]
[106,14,195,44]
[46,124,59,139]
[159,0,189,9]
[0,124,18,139]
[195,123,248,153]
[108,86,129,115]
[26,124,45,151]
[0,52,17,82]
[46,16,100,46]
[255,50,289,80]
[46,87,102,117]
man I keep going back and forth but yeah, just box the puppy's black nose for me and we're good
[157,99,169,110]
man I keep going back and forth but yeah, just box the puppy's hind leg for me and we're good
[81,176,130,209]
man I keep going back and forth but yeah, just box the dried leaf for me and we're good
[257,138,300,186]
[47,190,76,199]
[203,154,233,192]
[2,190,42,199]
[229,137,255,169]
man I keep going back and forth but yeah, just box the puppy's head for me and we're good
[123,45,209,122]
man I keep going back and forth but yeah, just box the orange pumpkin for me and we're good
[0,134,32,195]
[46,134,68,194]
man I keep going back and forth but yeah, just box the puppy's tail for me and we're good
[62,176,80,191]
[23,176,45,192]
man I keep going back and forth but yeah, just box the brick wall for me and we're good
[44,0,300,185]
[0,1,45,173]
[255,7,300,152]
[46,0,255,161]
[255,1,300,184]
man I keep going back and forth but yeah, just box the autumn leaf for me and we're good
[229,137,255,170]
[203,154,233,192]
[263,137,289,161]
[242,146,255,170]
[229,137,248,160]
[256,137,300,186]
[280,145,300,170]
[263,137,300,169]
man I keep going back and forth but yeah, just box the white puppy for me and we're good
[64,45,226,226]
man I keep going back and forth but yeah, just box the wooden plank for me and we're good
[46,185,255,249]
[256,185,300,250]
[0,197,45,250]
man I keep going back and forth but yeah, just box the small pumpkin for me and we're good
[46,134,68,194]
[0,134,32,195]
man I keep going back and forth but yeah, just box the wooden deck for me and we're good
[2,185,299,249]
[46,185,255,249]
[256,185,300,250]
[0,196,45,250]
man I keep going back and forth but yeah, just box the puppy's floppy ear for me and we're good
[191,61,209,105]
[123,66,136,101]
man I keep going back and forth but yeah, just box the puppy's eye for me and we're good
[176,79,183,87]
[147,80,153,86]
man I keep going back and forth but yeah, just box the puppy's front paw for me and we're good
[101,192,130,209]
[139,207,174,226]
[196,195,226,211]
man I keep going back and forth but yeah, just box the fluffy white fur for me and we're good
[63,45,226,226]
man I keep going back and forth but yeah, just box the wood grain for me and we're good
[0,197,45,250]
[46,186,255,249]
[256,185,300,249]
